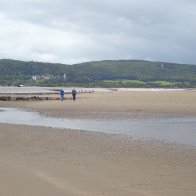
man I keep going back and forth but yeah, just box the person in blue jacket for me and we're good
[60,89,64,101]
[72,89,77,101]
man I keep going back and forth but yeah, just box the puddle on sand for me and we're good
[0,107,196,146]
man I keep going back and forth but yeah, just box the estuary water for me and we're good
[0,86,187,94]
[0,107,196,146]
[0,86,110,94]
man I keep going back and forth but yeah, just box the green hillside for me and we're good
[0,59,196,88]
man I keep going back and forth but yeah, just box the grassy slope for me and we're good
[0,59,196,87]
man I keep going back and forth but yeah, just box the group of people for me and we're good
[60,89,77,101]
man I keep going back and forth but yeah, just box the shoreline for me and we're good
[0,90,196,195]
[1,89,196,117]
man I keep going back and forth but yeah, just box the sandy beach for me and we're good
[0,90,196,196]
[1,89,196,117]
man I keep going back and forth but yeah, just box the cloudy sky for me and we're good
[0,0,196,64]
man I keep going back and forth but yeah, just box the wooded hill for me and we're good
[0,59,196,88]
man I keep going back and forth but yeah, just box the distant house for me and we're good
[63,73,66,80]
[31,73,67,81]
[42,74,51,80]
[32,75,37,80]
[160,64,165,70]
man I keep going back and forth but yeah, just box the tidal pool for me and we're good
[0,107,196,146]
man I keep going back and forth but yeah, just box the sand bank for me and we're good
[0,123,196,196]
[0,90,196,195]
[1,90,196,118]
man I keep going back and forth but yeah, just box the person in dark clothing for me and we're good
[72,89,77,101]
[60,89,64,101]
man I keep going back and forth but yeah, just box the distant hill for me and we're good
[0,59,196,88]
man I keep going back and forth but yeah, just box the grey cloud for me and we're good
[0,0,196,64]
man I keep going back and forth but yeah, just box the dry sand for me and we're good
[0,90,196,196]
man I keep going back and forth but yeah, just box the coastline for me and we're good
[1,89,196,117]
[0,90,196,195]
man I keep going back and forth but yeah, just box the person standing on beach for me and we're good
[60,89,64,101]
[72,89,77,101]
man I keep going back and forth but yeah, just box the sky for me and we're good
[0,0,196,64]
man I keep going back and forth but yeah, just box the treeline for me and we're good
[0,59,196,88]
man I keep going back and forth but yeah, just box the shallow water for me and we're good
[0,107,196,146]
[0,86,109,94]
[0,86,187,94]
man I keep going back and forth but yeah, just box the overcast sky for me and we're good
[0,0,196,64]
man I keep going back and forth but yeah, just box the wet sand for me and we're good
[1,90,196,118]
[0,90,196,195]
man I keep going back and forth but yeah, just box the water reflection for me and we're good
[0,107,195,146]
